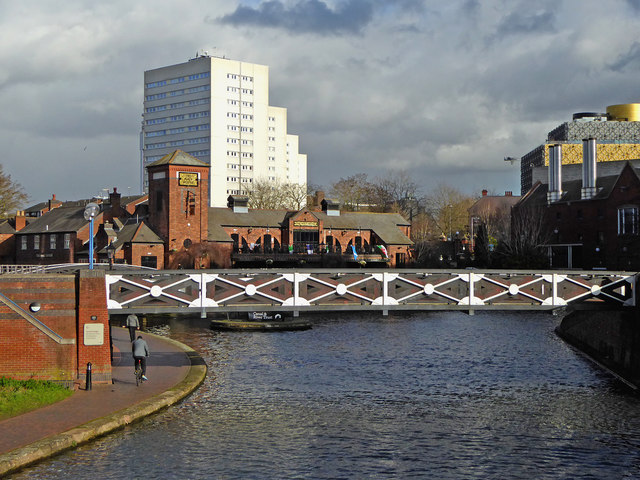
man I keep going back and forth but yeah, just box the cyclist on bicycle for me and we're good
[132,335,150,381]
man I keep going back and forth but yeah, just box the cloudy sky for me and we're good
[1,0,639,205]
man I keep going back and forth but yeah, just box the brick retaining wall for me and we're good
[0,271,112,387]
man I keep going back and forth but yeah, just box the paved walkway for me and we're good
[0,327,206,475]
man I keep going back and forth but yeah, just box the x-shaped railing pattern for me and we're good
[105,269,636,314]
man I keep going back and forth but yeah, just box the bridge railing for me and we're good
[104,268,637,314]
[0,263,158,275]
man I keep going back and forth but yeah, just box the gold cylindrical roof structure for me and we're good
[606,103,640,121]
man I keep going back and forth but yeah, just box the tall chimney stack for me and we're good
[581,138,597,199]
[547,144,563,203]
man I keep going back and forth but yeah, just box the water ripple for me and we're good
[12,311,640,480]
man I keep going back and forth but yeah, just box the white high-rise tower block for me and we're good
[141,53,307,207]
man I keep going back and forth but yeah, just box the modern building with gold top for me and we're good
[520,104,640,194]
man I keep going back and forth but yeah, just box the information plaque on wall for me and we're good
[178,172,198,187]
[84,324,104,346]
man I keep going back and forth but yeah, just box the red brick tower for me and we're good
[146,150,210,266]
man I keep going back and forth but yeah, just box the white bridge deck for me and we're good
[105,269,637,315]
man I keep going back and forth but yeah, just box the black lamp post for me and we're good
[106,242,116,270]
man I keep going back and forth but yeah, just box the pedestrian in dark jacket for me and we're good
[126,314,140,342]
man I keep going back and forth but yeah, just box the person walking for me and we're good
[125,313,140,342]
[132,335,150,381]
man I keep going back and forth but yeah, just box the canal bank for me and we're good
[556,308,640,389]
[0,327,207,477]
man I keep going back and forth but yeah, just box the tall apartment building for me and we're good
[141,52,307,207]
[519,104,640,194]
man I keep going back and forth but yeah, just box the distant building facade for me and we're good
[141,52,307,207]
[514,135,640,270]
[14,191,153,267]
[467,190,520,252]
[520,104,640,195]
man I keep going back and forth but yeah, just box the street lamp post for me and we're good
[83,203,99,269]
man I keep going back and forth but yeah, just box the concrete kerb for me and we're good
[0,333,207,477]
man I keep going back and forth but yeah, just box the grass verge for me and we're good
[0,377,73,420]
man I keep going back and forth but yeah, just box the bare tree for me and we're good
[472,202,512,245]
[497,205,550,268]
[283,182,308,210]
[249,178,309,210]
[0,165,27,217]
[423,184,476,239]
[248,178,286,209]
[330,174,376,211]
[373,170,420,212]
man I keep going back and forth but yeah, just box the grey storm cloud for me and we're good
[495,10,556,37]
[627,0,640,10]
[217,0,375,35]
[1,0,639,204]
[609,42,640,72]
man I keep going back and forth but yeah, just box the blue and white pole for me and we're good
[83,202,100,270]
[89,217,94,269]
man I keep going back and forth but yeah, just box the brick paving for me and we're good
[0,327,191,455]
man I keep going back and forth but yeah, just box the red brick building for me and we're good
[10,150,412,269]
[14,191,149,266]
[142,150,412,269]
[514,159,640,270]
[206,196,412,268]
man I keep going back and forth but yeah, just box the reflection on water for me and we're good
[12,311,640,479]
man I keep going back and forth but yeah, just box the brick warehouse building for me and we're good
[514,137,640,270]
[9,150,412,269]
[150,150,412,269]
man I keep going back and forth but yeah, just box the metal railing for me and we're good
[104,268,637,314]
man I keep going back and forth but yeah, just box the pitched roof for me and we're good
[468,195,521,216]
[146,149,209,168]
[319,211,413,245]
[119,223,163,244]
[208,208,413,245]
[17,203,93,234]
[100,222,163,253]
[0,220,15,234]
[120,194,148,208]
[518,165,640,207]
[24,201,48,214]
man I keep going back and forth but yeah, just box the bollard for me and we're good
[86,362,92,391]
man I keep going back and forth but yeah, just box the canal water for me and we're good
[12,311,640,479]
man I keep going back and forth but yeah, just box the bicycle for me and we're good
[134,358,143,386]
